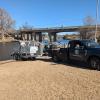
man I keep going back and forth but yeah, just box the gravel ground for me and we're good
[0,60,100,100]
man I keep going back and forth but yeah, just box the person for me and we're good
[43,45,49,56]
[75,44,80,49]
[30,45,38,55]
[75,44,80,55]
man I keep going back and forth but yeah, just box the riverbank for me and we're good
[0,60,100,100]
[0,36,15,43]
[0,41,19,61]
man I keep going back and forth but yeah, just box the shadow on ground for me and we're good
[0,56,93,70]
[0,60,16,65]
[37,57,93,70]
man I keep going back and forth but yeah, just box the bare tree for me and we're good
[20,22,33,30]
[83,16,95,25]
[0,8,15,40]
[80,16,96,40]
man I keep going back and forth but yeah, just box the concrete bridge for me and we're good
[15,25,100,42]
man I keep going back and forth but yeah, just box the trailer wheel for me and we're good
[15,54,21,61]
[32,57,36,60]
[89,57,100,70]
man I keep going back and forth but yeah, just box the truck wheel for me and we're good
[52,55,59,62]
[89,57,100,70]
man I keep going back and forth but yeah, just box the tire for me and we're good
[89,57,100,70]
[52,55,59,62]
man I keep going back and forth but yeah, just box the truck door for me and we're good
[69,40,86,61]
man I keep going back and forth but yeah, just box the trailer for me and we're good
[11,41,45,60]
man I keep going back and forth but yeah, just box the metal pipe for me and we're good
[95,0,99,42]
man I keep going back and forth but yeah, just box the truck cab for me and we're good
[68,40,87,61]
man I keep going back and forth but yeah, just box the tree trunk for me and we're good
[1,31,5,41]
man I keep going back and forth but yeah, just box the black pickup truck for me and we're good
[49,40,100,70]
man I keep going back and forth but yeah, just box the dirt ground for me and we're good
[0,59,100,100]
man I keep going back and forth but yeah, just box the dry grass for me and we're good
[0,37,14,43]
[0,60,100,100]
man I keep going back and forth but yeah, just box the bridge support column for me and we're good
[35,32,42,42]
[20,33,23,40]
[29,33,33,40]
[48,32,57,42]
[32,32,35,41]
[20,32,26,40]
[27,34,29,40]
[31,33,33,40]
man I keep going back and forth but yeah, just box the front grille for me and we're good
[22,53,26,56]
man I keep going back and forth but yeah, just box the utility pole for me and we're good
[95,0,99,42]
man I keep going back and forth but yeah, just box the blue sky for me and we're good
[0,0,100,29]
